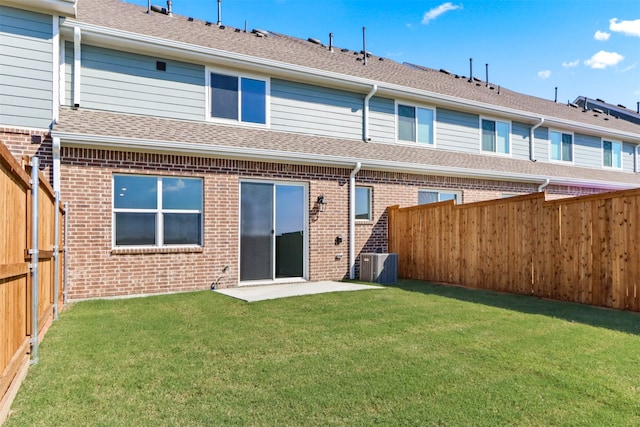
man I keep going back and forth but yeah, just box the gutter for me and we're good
[349,162,362,280]
[58,19,640,144]
[529,117,544,161]
[363,85,377,142]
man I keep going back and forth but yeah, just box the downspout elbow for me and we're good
[530,117,544,161]
[538,178,550,193]
[363,85,378,142]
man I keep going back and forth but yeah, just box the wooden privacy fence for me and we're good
[388,189,640,312]
[0,141,65,415]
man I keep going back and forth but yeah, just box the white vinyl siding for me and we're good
[435,108,479,153]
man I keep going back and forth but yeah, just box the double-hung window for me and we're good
[113,175,203,247]
[397,104,434,144]
[481,118,510,154]
[209,71,267,124]
[603,140,622,169]
[355,186,372,220]
[418,190,460,205]
[550,131,573,162]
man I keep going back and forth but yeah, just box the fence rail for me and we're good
[388,189,640,312]
[1,140,65,418]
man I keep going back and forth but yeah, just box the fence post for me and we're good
[63,201,69,304]
[53,191,60,320]
[29,157,40,365]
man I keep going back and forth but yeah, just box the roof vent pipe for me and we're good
[147,0,151,14]
[554,87,558,103]
[217,0,222,25]
[468,58,473,83]
[244,20,248,32]
[329,32,334,52]
[362,27,367,65]
[637,101,639,114]
[485,63,488,87]
[166,0,172,16]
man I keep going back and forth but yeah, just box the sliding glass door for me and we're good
[240,182,306,282]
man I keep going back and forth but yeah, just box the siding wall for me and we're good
[435,108,479,153]
[533,127,549,161]
[511,121,530,160]
[65,43,205,120]
[369,96,395,143]
[271,79,363,139]
[574,133,602,169]
[0,6,53,129]
[623,142,636,172]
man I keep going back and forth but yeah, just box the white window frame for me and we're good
[479,117,511,156]
[205,67,270,127]
[395,101,436,146]
[112,174,204,249]
[418,189,462,205]
[549,130,574,163]
[355,186,373,221]
[602,139,623,170]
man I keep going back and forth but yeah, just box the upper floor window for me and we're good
[355,186,372,220]
[418,190,460,205]
[209,72,267,124]
[113,175,203,247]
[550,131,573,162]
[603,140,622,169]
[397,104,434,144]
[481,118,510,154]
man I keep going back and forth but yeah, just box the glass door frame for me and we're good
[238,179,309,286]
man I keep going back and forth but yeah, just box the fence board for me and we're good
[389,189,640,313]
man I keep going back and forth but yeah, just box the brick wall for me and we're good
[1,131,615,299]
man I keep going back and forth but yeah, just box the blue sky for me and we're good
[127,0,640,110]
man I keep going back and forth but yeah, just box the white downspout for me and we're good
[52,136,61,193]
[530,117,544,161]
[363,85,377,142]
[538,178,550,193]
[349,161,362,279]
[73,26,81,107]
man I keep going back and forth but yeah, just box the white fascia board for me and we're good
[53,131,638,191]
[0,0,76,16]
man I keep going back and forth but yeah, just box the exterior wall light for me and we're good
[316,195,327,212]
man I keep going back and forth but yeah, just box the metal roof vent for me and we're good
[439,69,451,75]
[252,28,269,37]
[308,37,322,45]
[568,102,579,108]
[593,108,604,114]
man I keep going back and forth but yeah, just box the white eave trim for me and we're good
[52,131,639,191]
[1,0,76,16]
[59,19,640,144]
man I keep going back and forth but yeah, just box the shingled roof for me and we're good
[66,0,640,136]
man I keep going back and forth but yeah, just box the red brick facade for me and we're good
[1,130,610,300]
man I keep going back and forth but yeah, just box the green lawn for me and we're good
[5,280,640,426]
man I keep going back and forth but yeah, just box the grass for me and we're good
[5,280,640,426]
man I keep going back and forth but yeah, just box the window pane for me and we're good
[439,193,457,202]
[417,108,433,144]
[418,191,438,204]
[211,73,238,120]
[241,78,266,124]
[164,213,202,245]
[115,212,156,246]
[162,178,203,210]
[398,105,416,142]
[613,142,622,168]
[114,175,157,209]
[496,121,509,154]
[550,131,561,160]
[562,133,572,161]
[355,187,371,220]
[603,140,612,167]
[482,119,495,152]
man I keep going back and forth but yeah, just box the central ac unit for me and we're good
[359,253,398,284]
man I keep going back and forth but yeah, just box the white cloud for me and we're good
[537,70,551,79]
[609,18,640,37]
[584,51,624,69]
[594,30,610,41]
[562,59,579,68]
[422,2,462,24]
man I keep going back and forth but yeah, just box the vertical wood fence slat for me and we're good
[1,143,65,413]
[388,189,640,313]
